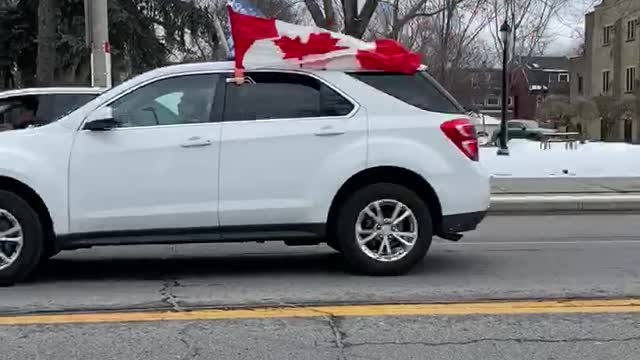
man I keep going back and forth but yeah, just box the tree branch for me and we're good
[388,0,466,39]
[304,0,327,27]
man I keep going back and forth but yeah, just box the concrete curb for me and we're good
[489,194,640,214]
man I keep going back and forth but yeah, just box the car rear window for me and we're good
[349,72,463,114]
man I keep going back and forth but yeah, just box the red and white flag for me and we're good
[227,6,421,74]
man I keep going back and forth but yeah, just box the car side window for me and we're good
[109,74,218,128]
[507,122,521,129]
[223,72,354,121]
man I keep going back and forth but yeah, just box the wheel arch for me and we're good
[326,166,443,239]
[0,176,55,249]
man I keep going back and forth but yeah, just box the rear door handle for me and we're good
[314,125,345,137]
[180,137,213,148]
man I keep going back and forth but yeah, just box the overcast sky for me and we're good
[545,0,599,56]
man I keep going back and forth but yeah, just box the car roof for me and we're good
[0,87,105,99]
[131,61,429,78]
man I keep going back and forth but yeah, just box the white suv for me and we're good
[0,62,489,285]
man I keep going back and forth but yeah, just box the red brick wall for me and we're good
[510,68,538,120]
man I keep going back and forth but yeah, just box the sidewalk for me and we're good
[489,177,640,213]
[491,177,640,194]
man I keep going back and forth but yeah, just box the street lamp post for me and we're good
[497,20,511,156]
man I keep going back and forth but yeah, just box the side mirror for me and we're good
[83,106,118,131]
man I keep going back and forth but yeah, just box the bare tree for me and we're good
[390,0,491,87]
[302,0,466,39]
[489,0,569,62]
[36,0,58,86]
[436,0,490,86]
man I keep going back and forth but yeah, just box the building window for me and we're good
[578,74,584,95]
[603,25,614,46]
[558,73,569,82]
[628,19,637,41]
[485,97,500,106]
[473,98,484,106]
[602,70,611,94]
[626,67,636,93]
[507,96,513,106]
[471,76,479,88]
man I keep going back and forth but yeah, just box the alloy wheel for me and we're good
[0,209,24,271]
[355,199,418,262]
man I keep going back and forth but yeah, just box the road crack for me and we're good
[345,335,640,348]
[159,278,182,311]
[307,307,348,360]
[327,315,349,360]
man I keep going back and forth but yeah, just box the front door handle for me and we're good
[314,125,345,137]
[180,137,212,148]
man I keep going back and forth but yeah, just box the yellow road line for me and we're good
[1,299,639,326]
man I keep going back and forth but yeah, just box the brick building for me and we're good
[509,56,571,121]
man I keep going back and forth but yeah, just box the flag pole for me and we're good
[233,68,245,85]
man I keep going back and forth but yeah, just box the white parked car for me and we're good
[0,87,104,131]
[0,62,490,285]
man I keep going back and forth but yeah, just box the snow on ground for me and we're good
[480,139,640,178]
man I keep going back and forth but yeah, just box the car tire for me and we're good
[0,190,44,287]
[326,240,342,252]
[336,183,432,276]
[41,248,60,262]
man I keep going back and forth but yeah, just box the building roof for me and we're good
[512,56,570,92]
[520,56,570,72]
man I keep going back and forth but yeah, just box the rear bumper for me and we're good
[438,210,487,234]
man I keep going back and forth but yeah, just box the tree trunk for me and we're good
[36,0,58,86]
[323,0,338,31]
[343,0,379,39]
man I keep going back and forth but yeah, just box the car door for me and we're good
[507,121,524,139]
[68,73,224,234]
[218,71,366,229]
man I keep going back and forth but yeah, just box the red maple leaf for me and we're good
[274,33,347,60]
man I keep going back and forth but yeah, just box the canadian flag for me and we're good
[227,6,421,74]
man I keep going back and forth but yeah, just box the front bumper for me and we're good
[438,210,487,234]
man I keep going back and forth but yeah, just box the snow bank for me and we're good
[480,139,640,178]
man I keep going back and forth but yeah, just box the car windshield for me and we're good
[0,100,25,127]
[0,92,100,129]
[0,102,13,113]
[52,93,100,121]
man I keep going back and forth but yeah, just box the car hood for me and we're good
[0,125,44,146]
[0,122,69,148]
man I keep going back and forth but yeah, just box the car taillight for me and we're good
[440,119,479,161]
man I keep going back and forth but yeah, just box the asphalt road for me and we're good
[2,214,640,359]
[2,214,639,314]
[1,313,639,360]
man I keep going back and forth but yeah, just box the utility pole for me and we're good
[85,0,111,88]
